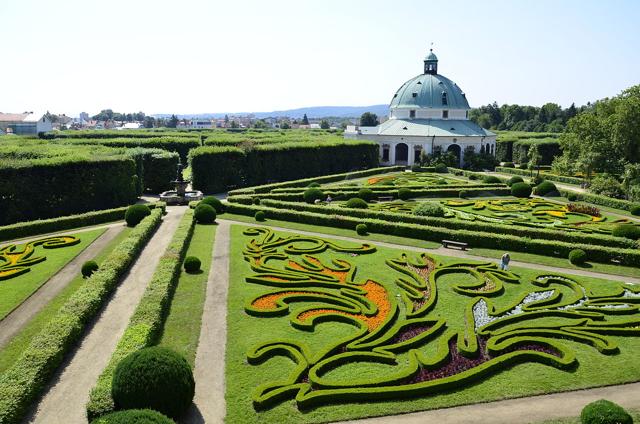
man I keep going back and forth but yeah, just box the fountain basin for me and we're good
[160,190,203,205]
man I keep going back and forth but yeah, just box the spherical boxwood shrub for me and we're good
[303,188,324,204]
[307,182,321,188]
[125,204,151,227]
[507,176,524,187]
[194,204,216,224]
[81,260,99,278]
[183,256,201,273]
[355,223,368,235]
[398,188,412,200]
[511,182,532,198]
[535,180,557,196]
[481,175,502,184]
[468,174,479,180]
[112,346,195,420]
[531,175,544,185]
[434,163,448,173]
[567,193,578,202]
[345,197,368,209]
[568,249,587,265]
[357,188,375,202]
[254,210,266,221]
[200,196,224,213]
[580,399,632,424]
[459,190,469,199]
[631,204,640,216]
[90,409,174,424]
[252,197,261,205]
[612,223,640,240]
[413,202,445,217]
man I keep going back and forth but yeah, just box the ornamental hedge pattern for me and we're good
[239,228,640,410]
[0,236,80,280]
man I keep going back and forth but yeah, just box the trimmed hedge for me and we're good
[86,209,194,420]
[184,256,201,273]
[303,188,324,204]
[189,141,379,193]
[612,224,640,241]
[255,210,266,221]
[569,249,587,265]
[535,180,557,196]
[511,182,532,198]
[125,204,152,227]
[90,409,175,424]
[200,196,225,213]
[512,139,562,165]
[56,136,199,162]
[194,204,216,224]
[580,399,633,424]
[345,198,368,209]
[496,166,583,185]
[355,223,368,235]
[82,260,100,278]
[558,189,638,212]
[0,208,163,424]
[225,202,640,266]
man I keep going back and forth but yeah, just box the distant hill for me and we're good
[153,104,388,120]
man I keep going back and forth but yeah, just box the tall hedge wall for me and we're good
[55,137,199,162]
[190,141,379,193]
[512,139,562,165]
[0,157,138,225]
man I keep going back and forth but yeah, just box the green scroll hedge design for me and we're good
[0,236,80,280]
[239,228,640,411]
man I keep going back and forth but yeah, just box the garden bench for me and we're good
[377,196,394,202]
[442,240,468,250]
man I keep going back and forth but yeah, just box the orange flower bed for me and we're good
[252,291,309,309]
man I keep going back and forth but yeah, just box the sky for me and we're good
[1,0,639,117]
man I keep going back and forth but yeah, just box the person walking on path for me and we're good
[499,252,511,271]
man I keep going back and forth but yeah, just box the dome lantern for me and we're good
[424,48,438,75]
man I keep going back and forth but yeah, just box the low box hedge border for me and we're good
[558,190,637,213]
[234,199,637,250]
[86,209,195,420]
[496,167,584,186]
[0,208,163,424]
[224,203,640,267]
[0,203,165,243]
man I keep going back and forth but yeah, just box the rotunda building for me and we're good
[345,50,496,167]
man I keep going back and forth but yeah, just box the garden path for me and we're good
[339,381,640,424]
[0,225,124,351]
[186,221,230,424]
[219,219,639,284]
[25,206,186,424]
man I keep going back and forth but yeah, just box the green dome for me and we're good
[390,73,470,110]
[425,51,438,61]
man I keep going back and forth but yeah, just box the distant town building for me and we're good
[345,49,496,167]
[0,112,53,135]
[79,112,90,123]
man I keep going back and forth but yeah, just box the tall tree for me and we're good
[301,114,309,125]
[320,119,330,129]
[167,114,179,128]
[360,112,379,127]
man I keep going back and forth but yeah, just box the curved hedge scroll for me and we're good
[0,236,80,280]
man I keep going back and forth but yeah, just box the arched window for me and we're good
[441,91,448,106]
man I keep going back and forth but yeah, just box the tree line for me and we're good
[468,102,585,132]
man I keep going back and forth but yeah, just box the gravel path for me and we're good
[0,225,124,350]
[338,382,640,424]
[219,219,638,284]
[25,207,186,424]
[186,221,230,424]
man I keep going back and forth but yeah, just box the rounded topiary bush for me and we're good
[125,204,151,227]
[183,256,201,273]
[307,182,321,188]
[531,175,544,185]
[398,188,412,200]
[568,249,587,265]
[194,204,216,224]
[254,210,266,221]
[481,175,502,184]
[580,399,632,424]
[252,197,261,205]
[459,190,469,199]
[511,182,532,198]
[303,188,324,204]
[535,180,557,196]
[469,174,479,181]
[355,223,368,235]
[112,346,195,420]
[434,163,448,173]
[81,260,99,278]
[631,204,640,216]
[200,196,224,213]
[567,193,578,202]
[507,176,524,187]
[357,188,375,202]
[612,224,640,240]
[345,197,368,209]
[90,409,174,424]
[413,202,445,217]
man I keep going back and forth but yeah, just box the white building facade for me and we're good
[345,50,496,167]
[0,112,53,135]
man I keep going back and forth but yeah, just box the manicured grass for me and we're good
[471,247,640,278]
[537,408,640,424]
[0,228,105,320]
[159,222,217,367]
[222,213,441,249]
[0,227,131,373]
[225,224,640,423]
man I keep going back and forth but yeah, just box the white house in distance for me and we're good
[345,50,496,167]
[0,111,53,135]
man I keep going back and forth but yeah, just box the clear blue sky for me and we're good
[1,0,639,116]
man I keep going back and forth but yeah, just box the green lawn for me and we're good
[221,213,441,249]
[159,222,217,367]
[225,224,640,423]
[0,226,131,373]
[470,248,639,279]
[0,228,105,320]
